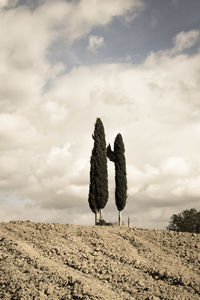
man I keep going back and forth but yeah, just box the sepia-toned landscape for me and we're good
[0,221,199,300]
[1,1,200,299]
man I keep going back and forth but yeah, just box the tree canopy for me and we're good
[167,208,200,233]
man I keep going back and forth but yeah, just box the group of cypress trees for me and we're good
[88,118,127,226]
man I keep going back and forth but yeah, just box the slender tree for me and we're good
[88,118,109,224]
[107,133,127,226]
[88,151,98,225]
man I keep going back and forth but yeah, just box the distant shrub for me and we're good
[96,219,113,226]
[167,208,200,233]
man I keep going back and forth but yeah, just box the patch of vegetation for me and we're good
[167,208,200,233]
[96,219,113,226]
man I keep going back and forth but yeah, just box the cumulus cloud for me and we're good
[0,0,7,8]
[172,30,200,54]
[160,157,190,176]
[3,45,200,227]
[87,35,105,52]
[0,0,200,228]
[63,0,144,41]
[0,0,143,112]
[0,0,20,9]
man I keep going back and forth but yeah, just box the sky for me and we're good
[0,0,200,229]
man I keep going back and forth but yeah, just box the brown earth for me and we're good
[0,221,200,300]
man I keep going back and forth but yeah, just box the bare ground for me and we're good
[0,221,200,300]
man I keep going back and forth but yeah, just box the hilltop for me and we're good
[0,221,199,299]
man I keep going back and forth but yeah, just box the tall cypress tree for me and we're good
[107,133,127,226]
[88,118,108,224]
[88,150,98,224]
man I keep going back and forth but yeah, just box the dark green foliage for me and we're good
[114,134,127,211]
[107,144,115,162]
[88,118,108,214]
[88,153,98,214]
[167,208,200,233]
[96,219,113,226]
[107,134,127,215]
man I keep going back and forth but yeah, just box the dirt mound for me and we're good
[0,221,200,300]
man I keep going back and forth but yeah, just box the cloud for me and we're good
[4,44,200,226]
[0,0,143,113]
[172,176,200,198]
[160,157,190,176]
[0,1,200,228]
[1,0,143,43]
[0,0,8,8]
[0,0,20,9]
[64,0,144,41]
[87,35,105,52]
[172,30,200,54]
[2,44,200,226]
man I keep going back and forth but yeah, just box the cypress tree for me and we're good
[88,151,98,225]
[107,133,127,226]
[88,118,108,224]
[114,133,127,226]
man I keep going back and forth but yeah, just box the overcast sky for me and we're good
[0,0,200,228]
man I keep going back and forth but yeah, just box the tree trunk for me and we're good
[118,210,122,226]
[128,216,130,227]
[99,209,103,221]
[95,211,98,225]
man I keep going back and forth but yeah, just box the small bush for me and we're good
[96,219,113,226]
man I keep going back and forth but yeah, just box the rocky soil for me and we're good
[0,221,200,300]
